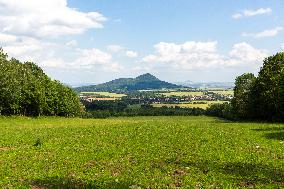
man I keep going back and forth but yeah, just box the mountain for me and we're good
[74,73,181,92]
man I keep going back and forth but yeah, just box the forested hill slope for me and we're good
[74,73,181,92]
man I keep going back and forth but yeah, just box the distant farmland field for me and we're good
[0,116,283,188]
[159,91,204,97]
[152,101,228,109]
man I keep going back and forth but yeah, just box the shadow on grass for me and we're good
[252,127,284,140]
[252,127,284,132]
[170,159,284,187]
[219,162,284,184]
[30,176,134,189]
[264,131,284,140]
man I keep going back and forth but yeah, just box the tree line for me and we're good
[0,48,81,116]
[81,100,205,118]
[208,52,284,122]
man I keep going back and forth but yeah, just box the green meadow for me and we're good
[0,116,283,189]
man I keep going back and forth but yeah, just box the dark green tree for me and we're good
[255,52,284,120]
[0,48,80,117]
[231,73,256,119]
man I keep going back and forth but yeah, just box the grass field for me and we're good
[0,116,283,188]
[81,92,126,98]
[152,101,228,109]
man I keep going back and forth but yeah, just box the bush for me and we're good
[206,103,235,120]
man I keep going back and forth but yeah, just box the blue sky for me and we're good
[1,0,284,84]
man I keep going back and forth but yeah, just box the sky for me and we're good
[0,0,284,84]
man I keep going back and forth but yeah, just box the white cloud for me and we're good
[281,43,284,50]
[141,41,268,71]
[142,41,224,70]
[0,0,106,38]
[2,37,113,70]
[107,44,138,58]
[142,54,157,63]
[126,50,138,58]
[0,33,17,43]
[232,13,242,19]
[242,27,283,38]
[229,42,268,63]
[103,62,124,72]
[232,8,272,19]
[72,48,112,68]
[3,37,58,61]
[41,58,67,68]
[65,40,77,47]
[107,45,125,53]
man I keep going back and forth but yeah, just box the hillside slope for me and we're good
[75,73,181,92]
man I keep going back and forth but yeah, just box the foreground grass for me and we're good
[0,116,283,189]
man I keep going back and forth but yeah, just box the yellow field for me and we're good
[208,90,234,95]
[80,92,126,98]
[152,101,228,109]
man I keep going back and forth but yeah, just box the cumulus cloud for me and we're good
[65,40,77,47]
[107,44,138,58]
[0,33,17,43]
[229,42,268,63]
[107,45,125,53]
[142,41,224,70]
[143,41,219,63]
[141,41,268,71]
[3,37,58,62]
[232,8,272,19]
[0,0,106,38]
[126,50,138,58]
[103,62,124,72]
[72,48,112,68]
[41,58,67,69]
[2,37,115,70]
[242,27,283,38]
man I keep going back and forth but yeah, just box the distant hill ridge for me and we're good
[74,73,181,92]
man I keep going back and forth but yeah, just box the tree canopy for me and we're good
[0,48,80,116]
[232,52,284,121]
